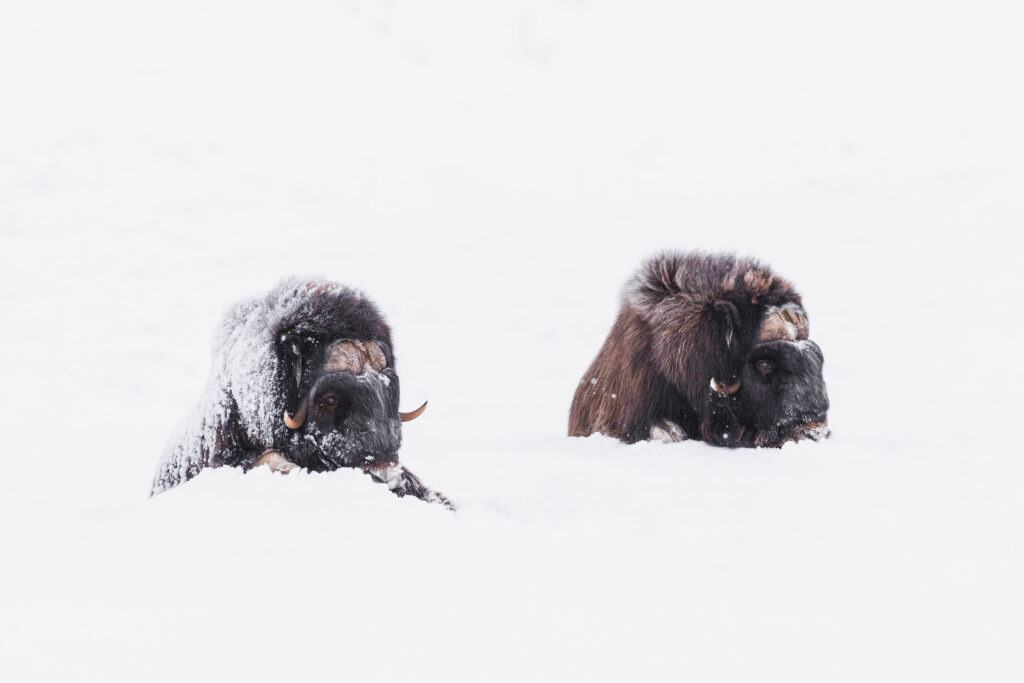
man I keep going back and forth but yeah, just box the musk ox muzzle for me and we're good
[285,369,404,468]
[741,339,830,446]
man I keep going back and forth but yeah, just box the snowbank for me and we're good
[1,1,1020,680]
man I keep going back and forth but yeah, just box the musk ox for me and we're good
[569,251,829,448]
[151,279,452,508]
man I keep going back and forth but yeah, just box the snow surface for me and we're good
[1,1,1022,681]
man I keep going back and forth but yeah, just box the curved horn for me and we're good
[710,378,741,397]
[399,401,428,422]
[284,393,310,430]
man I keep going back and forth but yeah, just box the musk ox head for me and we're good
[152,279,447,506]
[569,251,830,448]
[278,334,425,470]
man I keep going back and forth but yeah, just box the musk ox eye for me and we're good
[319,393,339,407]
[755,359,774,377]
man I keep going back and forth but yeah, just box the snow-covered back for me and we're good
[1,1,1022,681]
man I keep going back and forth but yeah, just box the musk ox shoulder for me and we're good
[569,251,829,448]
[152,278,451,508]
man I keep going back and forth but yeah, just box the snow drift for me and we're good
[1,1,1021,681]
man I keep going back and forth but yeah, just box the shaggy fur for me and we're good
[151,279,450,507]
[569,251,829,447]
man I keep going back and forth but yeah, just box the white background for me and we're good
[1,1,1021,680]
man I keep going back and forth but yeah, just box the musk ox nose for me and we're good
[803,384,828,416]
[803,393,829,425]
[811,381,830,415]
[816,398,830,418]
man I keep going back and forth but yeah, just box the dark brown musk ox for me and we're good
[151,279,452,509]
[569,251,830,448]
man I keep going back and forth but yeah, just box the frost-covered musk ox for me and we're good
[151,279,451,508]
[569,252,829,448]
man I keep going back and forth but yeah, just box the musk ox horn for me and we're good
[323,341,364,374]
[710,377,741,397]
[399,401,428,422]
[759,306,810,342]
[284,393,310,430]
[323,340,389,374]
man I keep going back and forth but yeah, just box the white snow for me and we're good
[1,1,1022,681]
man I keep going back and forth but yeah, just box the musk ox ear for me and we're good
[712,300,741,348]
[708,299,747,396]
[279,333,306,389]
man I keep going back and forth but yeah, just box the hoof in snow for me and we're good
[426,490,458,512]
[256,450,299,474]
[364,462,456,511]
[650,421,687,443]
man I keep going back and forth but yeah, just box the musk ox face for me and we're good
[277,335,411,469]
[569,251,831,449]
